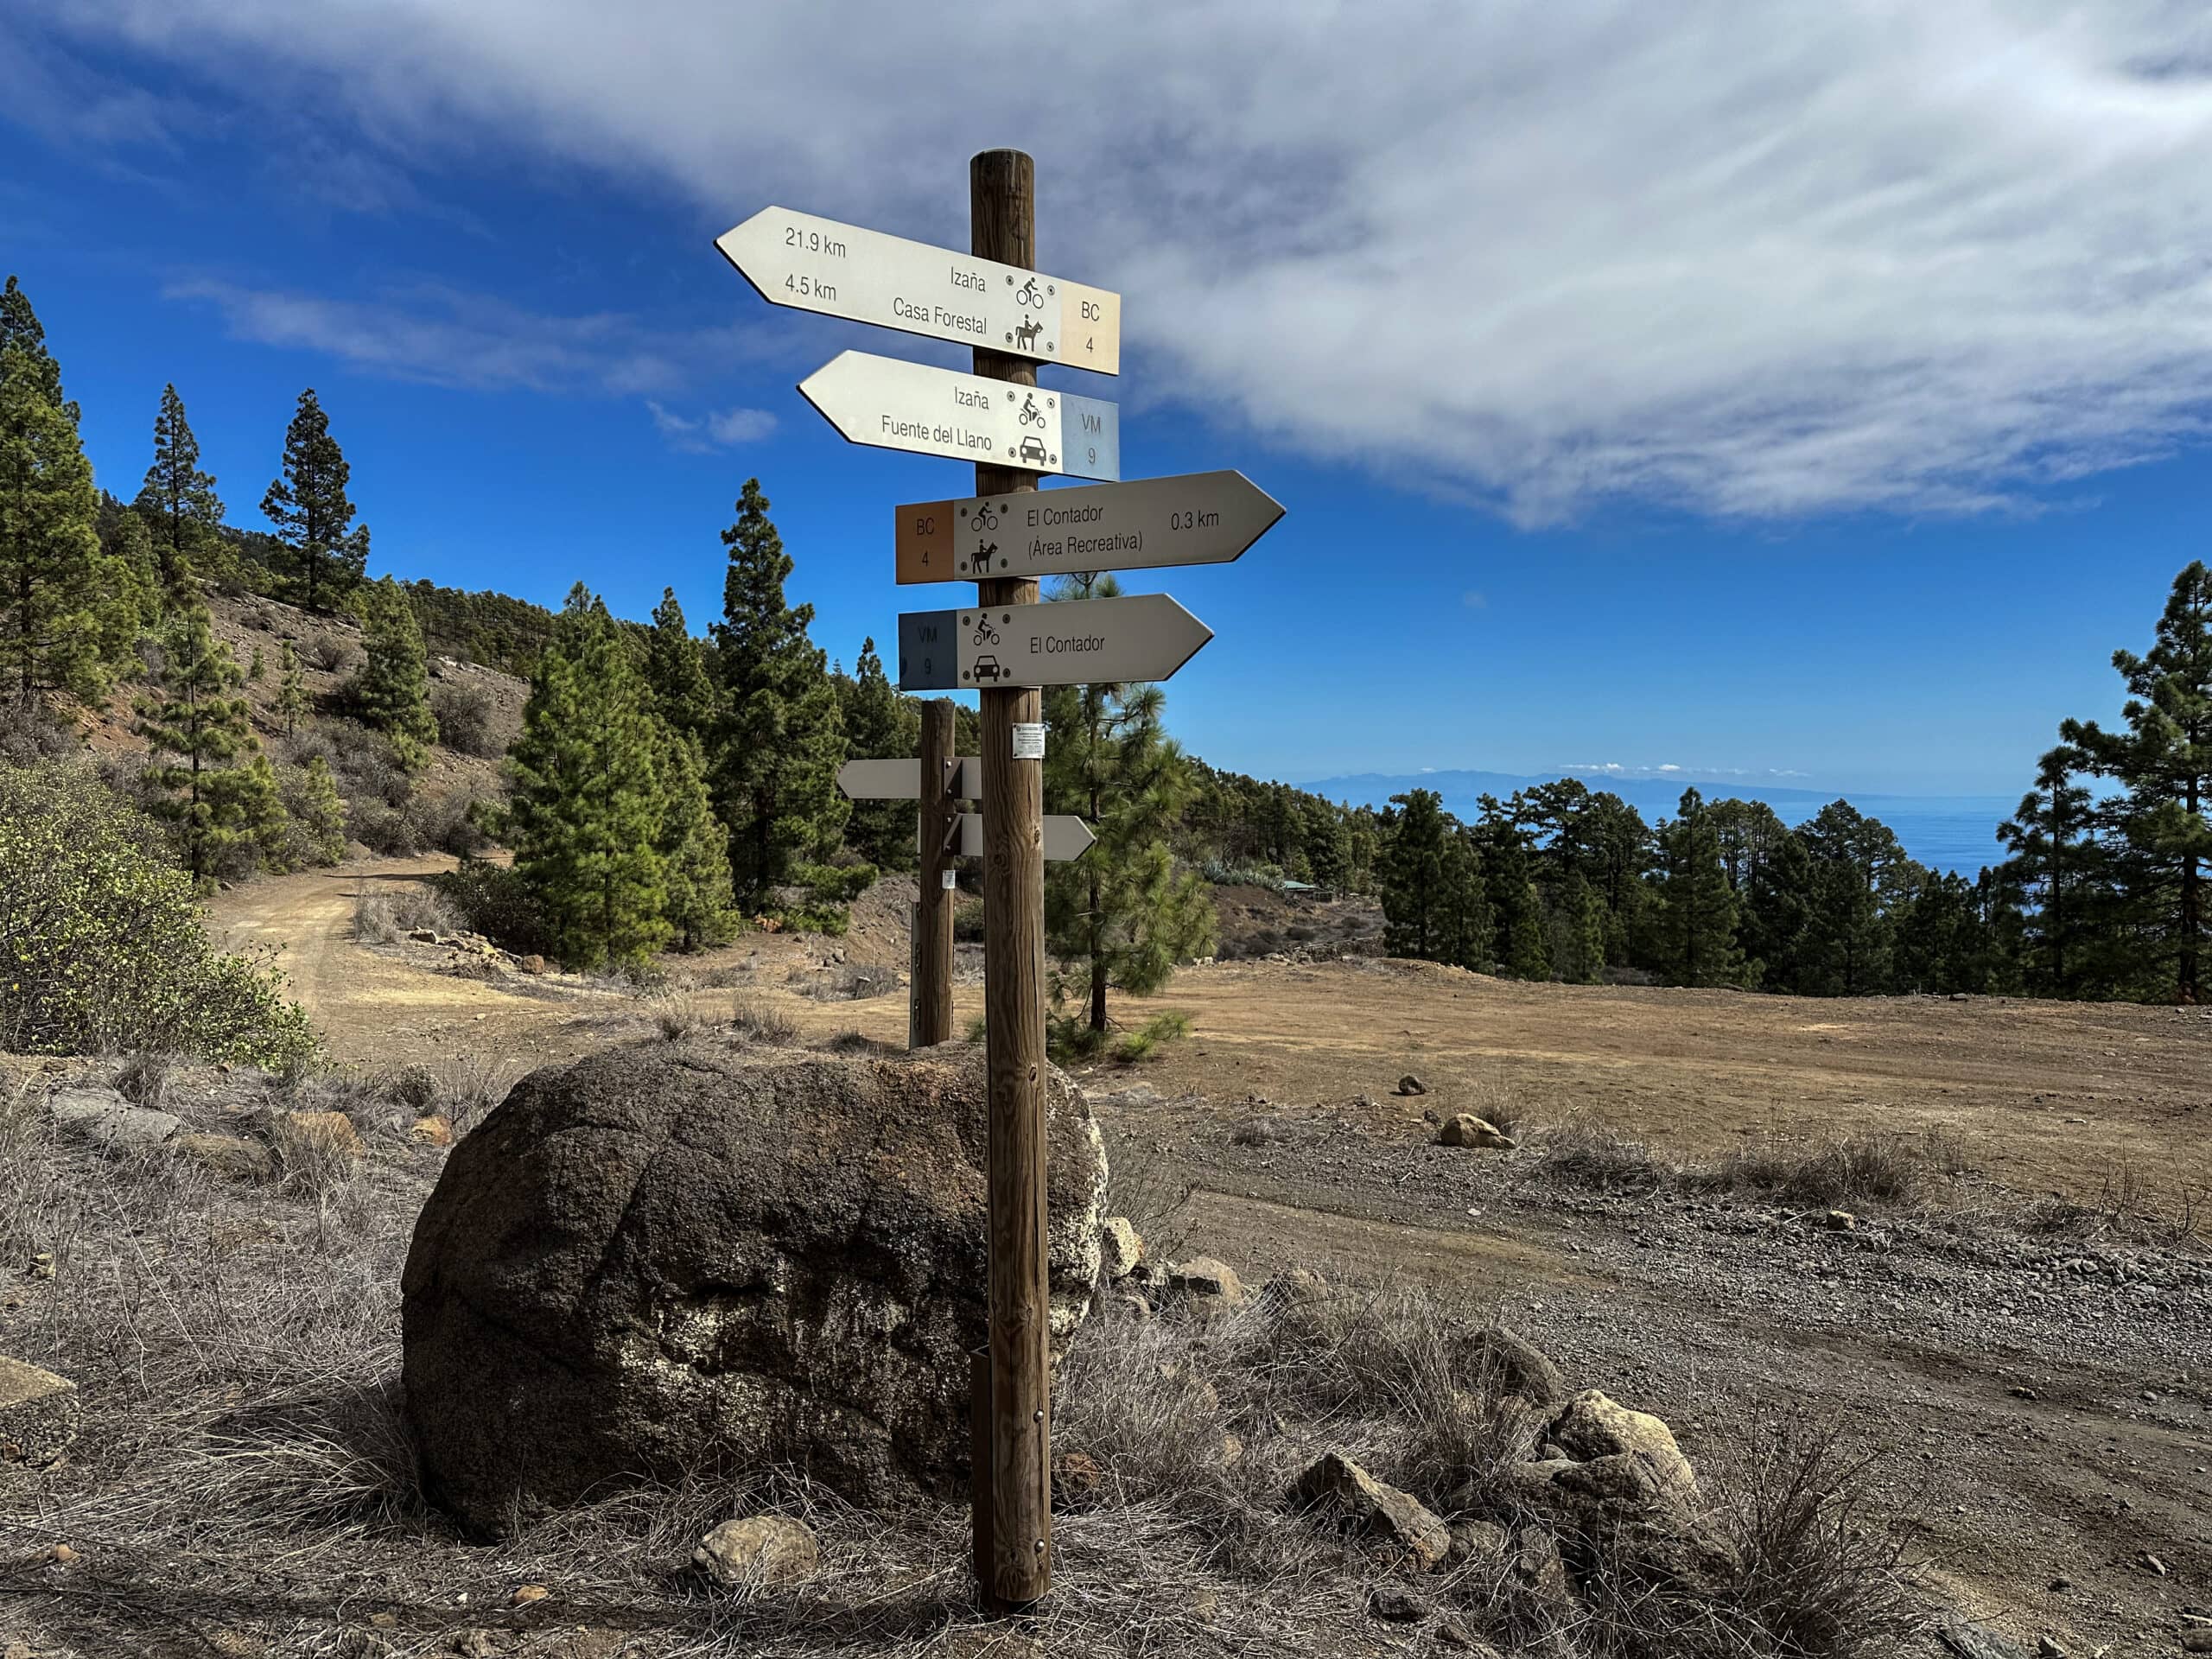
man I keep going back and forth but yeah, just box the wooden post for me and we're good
[970,145,1052,1609]
[913,698,957,1048]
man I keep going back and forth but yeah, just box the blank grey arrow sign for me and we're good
[935,813,1094,861]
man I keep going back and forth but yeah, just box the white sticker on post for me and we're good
[940,869,957,890]
[1012,722,1046,760]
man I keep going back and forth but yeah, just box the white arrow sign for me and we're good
[894,470,1286,584]
[933,813,1095,861]
[898,594,1212,691]
[799,352,1119,480]
[837,756,983,801]
[716,207,1120,374]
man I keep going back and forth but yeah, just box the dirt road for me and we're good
[200,861,2211,1653]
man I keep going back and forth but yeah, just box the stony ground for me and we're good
[1,861,2202,1656]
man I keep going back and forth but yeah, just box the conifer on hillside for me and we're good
[289,754,348,867]
[656,725,739,950]
[274,641,308,738]
[711,479,847,904]
[506,585,671,968]
[261,389,369,613]
[1654,786,1746,988]
[0,277,124,702]
[136,383,226,590]
[352,575,438,770]
[2063,560,2212,1003]
[645,587,717,742]
[1042,572,1215,1036]
[133,602,282,882]
[837,636,919,873]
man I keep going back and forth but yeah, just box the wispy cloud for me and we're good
[35,2,2212,523]
[647,400,778,453]
[163,277,759,397]
[1567,762,1813,780]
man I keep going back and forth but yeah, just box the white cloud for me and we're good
[649,399,778,453]
[164,278,761,397]
[36,1,2212,523]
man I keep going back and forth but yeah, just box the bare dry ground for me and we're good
[4,861,2199,1656]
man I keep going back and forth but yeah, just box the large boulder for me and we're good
[402,1043,1106,1537]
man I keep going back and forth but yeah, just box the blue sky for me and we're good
[7,3,2212,796]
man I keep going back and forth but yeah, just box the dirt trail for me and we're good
[197,862,2211,1651]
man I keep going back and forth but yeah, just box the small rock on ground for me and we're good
[693,1515,818,1587]
[1396,1074,1427,1096]
[1436,1114,1516,1150]
[1098,1216,1142,1280]
[0,1355,82,1466]
[1289,1450,1452,1571]
[1368,1584,1431,1622]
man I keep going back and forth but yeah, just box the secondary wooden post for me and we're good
[970,145,1052,1609]
[914,697,957,1047]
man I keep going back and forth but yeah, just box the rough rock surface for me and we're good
[1166,1256,1247,1306]
[1462,1325,1566,1406]
[0,1356,81,1465]
[692,1515,817,1587]
[1290,1451,1452,1571]
[46,1086,180,1153]
[1098,1217,1142,1281]
[1508,1389,1738,1591]
[402,1043,1107,1536]
[1437,1114,1516,1150]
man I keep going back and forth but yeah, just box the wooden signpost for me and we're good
[718,148,1278,1614]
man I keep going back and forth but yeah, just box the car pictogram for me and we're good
[969,655,1009,683]
[1016,435,1049,465]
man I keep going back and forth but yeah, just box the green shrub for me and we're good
[429,857,554,958]
[0,764,317,1067]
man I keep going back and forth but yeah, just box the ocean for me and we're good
[1762,796,2016,877]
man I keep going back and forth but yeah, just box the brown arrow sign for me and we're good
[894,470,1283,584]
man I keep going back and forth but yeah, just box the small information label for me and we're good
[941,869,958,890]
[1012,722,1046,760]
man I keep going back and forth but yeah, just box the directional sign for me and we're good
[837,756,982,801]
[716,207,1120,374]
[894,471,1286,584]
[898,594,1212,691]
[936,814,1095,862]
[799,352,1119,480]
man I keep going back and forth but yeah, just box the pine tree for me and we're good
[710,480,846,904]
[135,383,225,590]
[837,635,919,873]
[1654,787,1745,987]
[0,282,115,702]
[1380,788,1452,959]
[645,587,716,741]
[133,603,269,881]
[261,389,369,613]
[290,754,348,866]
[274,641,308,738]
[1794,803,1904,995]
[1042,573,1216,1033]
[248,645,265,682]
[1476,798,1551,980]
[0,277,73,417]
[507,585,671,968]
[1997,744,2115,996]
[2063,562,2212,1004]
[1436,825,1495,969]
[1557,868,1607,984]
[656,725,739,950]
[352,575,437,769]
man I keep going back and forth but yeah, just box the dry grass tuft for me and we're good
[353,882,463,944]
[730,997,799,1046]
[110,1048,179,1111]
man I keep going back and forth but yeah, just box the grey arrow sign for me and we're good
[934,813,1094,861]
[837,757,983,801]
[798,351,1119,480]
[893,470,1285,584]
[898,593,1213,690]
